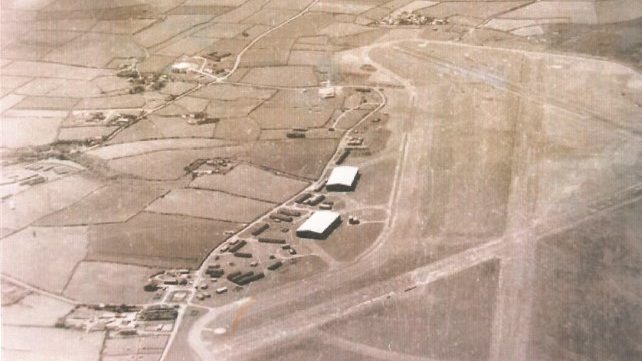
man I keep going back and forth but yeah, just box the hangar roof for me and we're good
[327,166,359,187]
[297,211,340,235]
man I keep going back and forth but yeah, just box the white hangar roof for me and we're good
[296,211,340,235]
[327,166,359,188]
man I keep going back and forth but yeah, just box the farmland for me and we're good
[1,0,641,360]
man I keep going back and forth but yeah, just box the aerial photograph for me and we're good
[0,0,641,360]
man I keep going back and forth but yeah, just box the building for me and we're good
[296,211,341,239]
[318,81,336,99]
[326,166,359,191]
[318,86,336,99]
[171,61,198,73]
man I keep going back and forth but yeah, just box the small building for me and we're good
[171,61,198,73]
[296,211,341,239]
[326,166,359,191]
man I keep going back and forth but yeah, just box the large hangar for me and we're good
[326,166,359,191]
[296,211,341,239]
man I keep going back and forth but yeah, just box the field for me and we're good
[144,116,218,139]
[190,163,308,203]
[321,261,500,360]
[213,117,262,141]
[416,1,530,20]
[250,104,335,129]
[1,326,104,361]
[205,98,266,118]
[1,116,62,147]
[3,0,642,359]
[191,83,275,101]
[348,155,397,207]
[134,15,213,48]
[88,138,235,160]
[63,261,157,304]
[15,95,79,110]
[102,335,168,358]
[106,146,243,180]
[240,66,319,87]
[75,94,145,110]
[317,222,384,262]
[1,174,102,233]
[57,126,116,142]
[311,0,378,15]
[145,188,274,222]
[15,77,102,97]
[263,88,344,109]
[1,293,75,326]
[241,138,339,180]
[1,61,110,80]
[87,212,241,268]
[193,22,252,39]
[36,182,167,226]
[246,337,371,361]
[44,32,147,68]
[529,199,642,361]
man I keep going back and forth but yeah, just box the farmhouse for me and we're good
[296,211,341,239]
[326,166,359,191]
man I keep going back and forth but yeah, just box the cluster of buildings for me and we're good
[144,269,193,292]
[183,111,220,125]
[58,303,179,335]
[185,158,235,177]
[58,305,141,334]
[379,11,447,26]
[117,61,168,93]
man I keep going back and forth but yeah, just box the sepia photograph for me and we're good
[0,0,641,360]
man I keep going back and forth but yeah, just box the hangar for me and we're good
[326,166,359,191]
[296,211,341,239]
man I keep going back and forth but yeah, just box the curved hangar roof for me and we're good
[327,166,359,189]
[296,211,340,236]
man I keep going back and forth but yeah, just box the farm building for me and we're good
[296,211,341,239]
[326,166,359,191]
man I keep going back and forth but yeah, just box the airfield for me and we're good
[1,1,642,361]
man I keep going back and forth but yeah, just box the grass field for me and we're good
[102,335,168,357]
[317,222,384,262]
[1,174,103,232]
[145,188,274,223]
[241,138,339,180]
[106,146,243,180]
[241,66,319,87]
[214,117,262,141]
[36,182,167,226]
[1,293,75,326]
[1,116,62,148]
[529,199,642,361]
[246,337,370,361]
[87,212,242,268]
[322,260,500,360]
[57,126,116,142]
[190,163,308,203]
[64,261,157,304]
[191,84,275,101]
[89,138,235,160]
[2,326,104,361]
[250,105,335,129]
[1,226,87,294]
